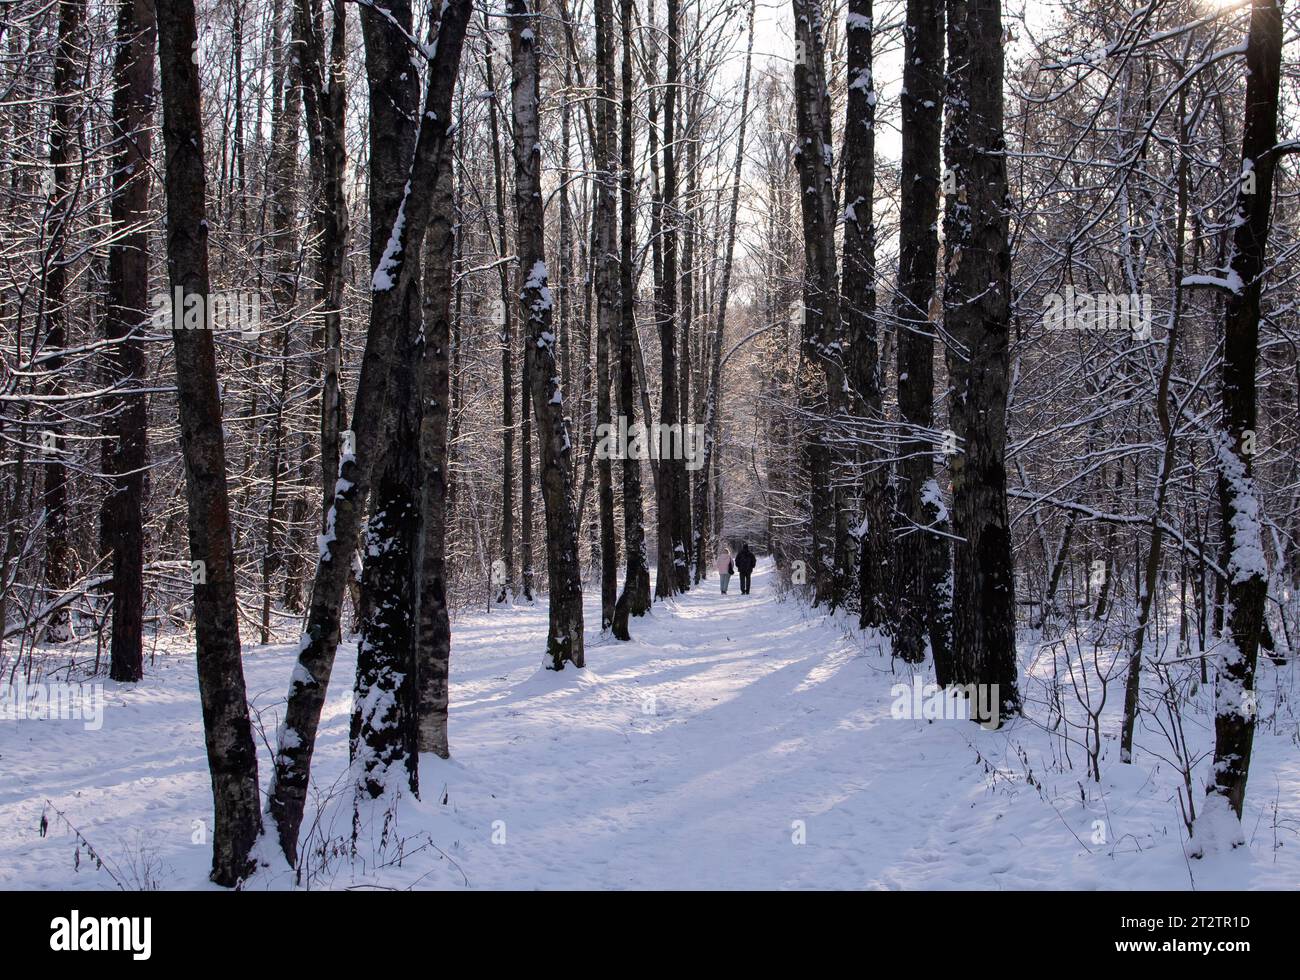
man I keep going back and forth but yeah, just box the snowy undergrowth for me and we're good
[2,559,1296,889]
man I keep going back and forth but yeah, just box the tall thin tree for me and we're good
[892,0,951,678]
[1198,0,1283,834]
[104,0,156,681]
[509,0,586,668]
[790,0,848,609]
[268,0,471,863]
[613,0,652,638]
[941,0,1020,721]
[155,0,263,885]
[594,0,621,632]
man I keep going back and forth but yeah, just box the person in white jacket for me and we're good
[716,548,734,594]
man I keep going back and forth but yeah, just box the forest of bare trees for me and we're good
[1,0,1296,888]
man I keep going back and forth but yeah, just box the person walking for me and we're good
[735,542,757,595]
[716,547,734,594]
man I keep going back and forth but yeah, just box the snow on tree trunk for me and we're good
[1195,0,1283,839]
[510,0,586,669]
[267,0,470,863]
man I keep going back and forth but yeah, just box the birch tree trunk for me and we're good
[510,0,585,669]
[415,127,457,758]
[483,34,517,605]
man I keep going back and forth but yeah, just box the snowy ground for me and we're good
[2,559,1297,889]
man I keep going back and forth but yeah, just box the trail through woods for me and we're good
[2,560,1296,889]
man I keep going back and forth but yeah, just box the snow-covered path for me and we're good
[2,559,1296,889]
[441,561,1021,889]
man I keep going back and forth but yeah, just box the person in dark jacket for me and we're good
[735,543,757,594]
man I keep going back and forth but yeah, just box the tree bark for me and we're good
[294,0,349,514]
[510,0,585,669]
[840,0,890,634]
[483,31,517,604]
[268,0,470,862]
[613,0,651,638]
[941,0,1020,721]
[892,0,950,677]
[594,0,620,632]
[41,0,85,644]
[155,0,263,885]
[104,0,156,681]
[415,123,457,758]
[695,0,754,585]
[653,0,685,599]
[790,0,848,610]
[1199,0,1282,829]
[260,24,302,644]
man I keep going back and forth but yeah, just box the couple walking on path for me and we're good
[716,543,756,595]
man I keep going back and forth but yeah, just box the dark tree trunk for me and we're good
[155,0,262,886]
[840,0,890,634]
[790,0,848,609]
[260,29,302,644]
[510,0,585,668]
[594,0,620,631]
[893,0,950,677]
[104,0,156,681]
[678,57,696,589]
[351,309,422,806]
[613,0,651,639]
[519,40,537,606]
[1200,0,1282,830]
[294,0,349,513]
[941,0,1020,721]
[558,79,575,416]
[695,0,754,585]
[354,0,473,813]
[41,0,85,644]
[268,0,470,862]
[653,0,685,599]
